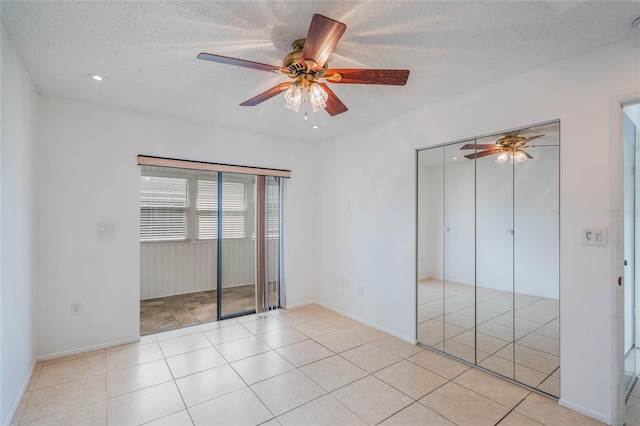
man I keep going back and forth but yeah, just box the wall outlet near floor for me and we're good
[96,221,113,236]
[71,302,83,315]
[339,277,351,289]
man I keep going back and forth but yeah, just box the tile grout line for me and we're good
[221,336,280,423]
[494,393,543,426]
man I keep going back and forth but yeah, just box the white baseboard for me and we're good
[37,336,140,361]
[559,398,611,425]
[283,300,315,309]
[4,358,37,426]
[314,302,417,345]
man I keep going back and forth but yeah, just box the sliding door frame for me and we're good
[138,155,289,321]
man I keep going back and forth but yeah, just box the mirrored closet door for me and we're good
[417,121,560,397]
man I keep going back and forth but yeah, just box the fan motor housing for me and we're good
[283,39,329,71]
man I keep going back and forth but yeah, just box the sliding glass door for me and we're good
[217,172,284,319]
[219,172,258,318]
[217,173,284,319]
[138,156,288,328]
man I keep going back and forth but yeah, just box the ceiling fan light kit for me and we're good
[461,131,545,165]
[495,149,527,165]
[197,14,410,118]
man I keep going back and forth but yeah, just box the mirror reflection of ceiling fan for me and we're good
[460,132,545,164]
[197,14,410,118]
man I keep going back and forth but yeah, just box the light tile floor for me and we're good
[13,304,603,426]
[626,349,640,426]
[418,280,560,397]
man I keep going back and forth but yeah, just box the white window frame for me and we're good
[196,175,253,240]
[140,169,255,243]
[139,171,190,242]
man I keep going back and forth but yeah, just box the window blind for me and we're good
[266,181,280,239]
[140,176,188,241]
[252,180,280,239]
[197,180,247,239]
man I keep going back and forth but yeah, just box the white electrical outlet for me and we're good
[96,221,113,236]
[582,227,608,246]
[71,302,82,315]
[358,285,365,296]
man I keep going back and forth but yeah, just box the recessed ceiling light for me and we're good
[312,125,319,129]
[452,157,458,160]
[88,73,107,82]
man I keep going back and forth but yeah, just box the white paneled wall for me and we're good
[221,239,257,290]
[140,239,255,299]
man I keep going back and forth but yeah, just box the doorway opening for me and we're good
[623,101,640,400]
[138,157,287,335]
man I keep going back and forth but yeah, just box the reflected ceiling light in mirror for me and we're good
[495,151,509,165]
[495,148,528,165]
[462,131,543,164]
[513,150,528,163]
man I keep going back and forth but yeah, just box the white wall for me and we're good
[36,96,316,358]
[140,240,257,299]
[141,242,218,299]
[0,24,38,425]
[315,37,639,423]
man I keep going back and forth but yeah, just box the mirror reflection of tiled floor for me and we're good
[626,350,640,426]
[418,279,560,397]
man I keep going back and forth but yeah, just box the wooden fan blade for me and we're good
[464,148,501,159]
[324,69,409,85]
[301,14,346,70]
[515,134,544,147]
[460,144,498,150]
[318,83,348,116]
[197,53,288,74]
[240,83,292,106]
[523,150,534,159]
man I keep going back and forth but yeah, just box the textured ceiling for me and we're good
[1,1,639,143]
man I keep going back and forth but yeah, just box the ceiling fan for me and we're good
[197,14,410,118]
[460,132,545,164]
